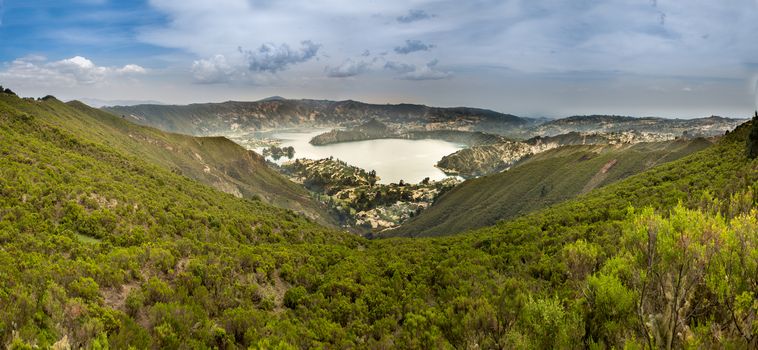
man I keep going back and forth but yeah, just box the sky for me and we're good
[1,0,757,118]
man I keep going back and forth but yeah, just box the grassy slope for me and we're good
[3,95,336,226]
[392,138,713,236]
[1,89,756,348]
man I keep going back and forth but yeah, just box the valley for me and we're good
[2,86,758,348]
[4,2,758,348]
[102,101,748,234]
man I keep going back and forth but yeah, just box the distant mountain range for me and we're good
[76,98,165,108]
[105,100,747,140]
[103,99,533,137]
[529,114,744,137]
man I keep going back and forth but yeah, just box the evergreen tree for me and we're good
[748,111,758,159]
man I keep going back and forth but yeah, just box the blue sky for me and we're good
[1,0,757,118]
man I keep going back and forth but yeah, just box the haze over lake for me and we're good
[265,130,464,184]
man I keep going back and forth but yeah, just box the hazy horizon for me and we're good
[75,96,751,121]
[2,1,758,119]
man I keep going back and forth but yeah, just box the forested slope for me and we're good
[393,138,713,236]
[1,88,756,349]
[1,94,335,226]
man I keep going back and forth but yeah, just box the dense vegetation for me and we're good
[1,89,757,349]
[5,94,335,226]
[748,111,758,159]
[261,146,295,161]
[395,138,713,236]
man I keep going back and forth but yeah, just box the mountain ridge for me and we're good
[103,98,532,137]
[531,114,745,137]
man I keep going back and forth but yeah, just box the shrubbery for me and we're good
[0,92,756,348]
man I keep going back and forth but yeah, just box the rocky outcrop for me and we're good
[436,141,540,178]
[280,157,459,231]
[529,115,744,138]
[525,131,676,147]
[438,131,682,178]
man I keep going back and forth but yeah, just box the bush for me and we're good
[283,286,307,309]
[69,277,100,301]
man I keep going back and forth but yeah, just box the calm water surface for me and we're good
[262,130,464,184]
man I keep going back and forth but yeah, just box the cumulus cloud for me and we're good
[191,54,237,84]
[325,59,370,78]
[190,40,321,83]
[397,9,433,23]
[242,40,321,73]
[394,40,435,55]
[383,61,415,73]
[139,0,758,79]
[0,55,145,87]
[117,64,147,74]
[385,59,451,80]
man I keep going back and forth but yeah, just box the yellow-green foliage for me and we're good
[394,138,714,236]
[0,90,757,349]
[5,95,336,226]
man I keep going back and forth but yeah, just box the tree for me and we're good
[284,146,295,159]
[747,111,758,159]
[623,206,724,349]
[706,210,758,347]
[561,239,600,283]
[283,286,307,309]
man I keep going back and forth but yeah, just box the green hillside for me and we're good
[1,88,757,349]
[393,138,713,236]
[1,94,335,226]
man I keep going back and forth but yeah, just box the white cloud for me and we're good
[117,64,147,75]
[394,40,435,55]
[397,9,434,24]
[0,56,146,88]
[190,42,322,84]
[243,41,321,73]
[325,59,370,78]
[385,59,451,80]
[139,0,758,82]
[191,54,237,84]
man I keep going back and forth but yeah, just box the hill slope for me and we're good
[392,138,714,236]
[1,88,757,348]
[104,99,531,136]
[3,94,335,226]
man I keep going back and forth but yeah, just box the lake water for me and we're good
[261,130,464,184]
